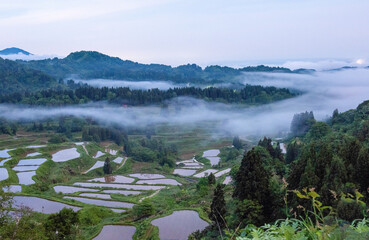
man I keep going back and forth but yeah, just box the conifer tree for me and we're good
[232,136,242,150]
[208,173,216,185]
[103,157,112,174]
[233,148,272,221]
[210,184,227,228]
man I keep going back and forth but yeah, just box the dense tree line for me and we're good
[0,118,17,135]
[0,57,60,94]
[0,84,296,106]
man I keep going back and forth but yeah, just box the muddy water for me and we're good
[129,173,165,179]
[52,148,80,162]
[54,186,99,194]
[136,179,181,186]
[74,182,165,190]
[64,196,134,208]
[13,196,81,214]
[151,210,208,240]
[93,225,136,240]
[88,175,134,184]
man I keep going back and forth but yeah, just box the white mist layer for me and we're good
[1,68,369,137]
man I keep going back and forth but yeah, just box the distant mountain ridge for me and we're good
[0,47,32,55]
[19,51,313,84]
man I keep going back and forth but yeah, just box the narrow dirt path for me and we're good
[139,188,162,203]
[118,157,128,169]
[82,145,89,155]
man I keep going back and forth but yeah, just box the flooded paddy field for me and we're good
[93,225,136,240]
[0,133,234,239]
[136,179,181,186]
[52,148,80,162]
[152,210,209,240]
[74,182,166,190]
[64,196,134,208]
[54,185,100,194]
[0,168,9,181]
[129,173,165,179]
[88,175,134,184]
[13,196,81,214]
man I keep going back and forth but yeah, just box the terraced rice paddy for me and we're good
[85,161,104,173]
[64,196,134,208]
[223,176,232,184]
[129,173,165,179]
[53,186,99,194]
[136,179,181,186]
[0,168,9,181]
[113,157,124,164]
[202,149,221,166]
[79,193,112,199]
[3,185,22,193]
[151,210,209,240]
[93,225,136,240]
[52,148,80,162]
[173,168,197,176]
[17,158,47,165]
[88,175,134,184]
[26,152,42,157]
[13,196,81,214]
[0,149,13,158]
[102,189,142,195]
[193,169,218,178]
[93,151,105,158]
[74,182,166,190]
[17,171,36,185]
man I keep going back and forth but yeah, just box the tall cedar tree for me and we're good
[210,184,227,228]
[208,173,216,185]
[233,148,273,220]
[103,157,112,174]
[232,136,243,150]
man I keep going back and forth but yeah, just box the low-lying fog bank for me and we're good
[1,68,368,137]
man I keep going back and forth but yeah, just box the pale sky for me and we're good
[1,0,368,66]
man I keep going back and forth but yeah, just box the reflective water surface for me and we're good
[151,210,208,240]
[93,225,136,240]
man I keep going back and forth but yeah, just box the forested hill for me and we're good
[0,84,296,106]
[283,99,369,217]
[19,51,312,83]
[0,57,60,94]
[0,47,31,55]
